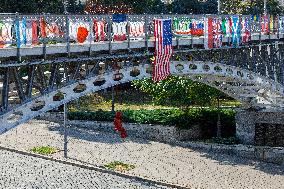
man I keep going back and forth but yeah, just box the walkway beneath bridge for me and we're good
[0,120,282,189]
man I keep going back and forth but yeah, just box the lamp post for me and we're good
[63,93,68,158]
[264,0,267,14]
[218,0,221,14]
[62,0,68,14]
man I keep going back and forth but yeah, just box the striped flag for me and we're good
[153,19,173,82]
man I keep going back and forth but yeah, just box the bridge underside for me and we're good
[1,36,284,133]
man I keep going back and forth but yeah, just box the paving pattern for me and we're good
[0,150,171,189]
[0,120,283,189]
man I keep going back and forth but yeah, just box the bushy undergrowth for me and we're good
[68,108,236,138]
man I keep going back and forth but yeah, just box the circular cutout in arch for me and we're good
[130,68,141,77]
[93,78,106,86]
[53,92,64,102]
[175,64,184,72]
[113,73,124,81]
[31,100,46,111]
[247,74,254,80]
[237,71,244,77]
[189,64,197,70]
[226,68,233,75]
[203,64,210,72]
[73,84,87,93]
[214,65,223,73]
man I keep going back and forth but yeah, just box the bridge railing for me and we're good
[0,14,283,52]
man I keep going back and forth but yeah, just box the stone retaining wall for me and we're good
[236,109,284,146]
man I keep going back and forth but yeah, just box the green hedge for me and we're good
[68,108,236,138]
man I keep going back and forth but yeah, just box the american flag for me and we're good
[153,19,173,82]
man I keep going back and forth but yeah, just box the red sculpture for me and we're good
[114,111,127,139]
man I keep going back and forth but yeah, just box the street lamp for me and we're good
[218,0,221,14]
[62,0,68,14]
[264,0,267,14]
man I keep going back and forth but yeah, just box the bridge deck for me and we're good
[0,34,283,59]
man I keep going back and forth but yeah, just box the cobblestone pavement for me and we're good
[0,150,171,189]
[0,120,283,189]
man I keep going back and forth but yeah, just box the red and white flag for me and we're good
[153,19,173,82]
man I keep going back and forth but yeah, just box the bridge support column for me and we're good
[236,109,284,146]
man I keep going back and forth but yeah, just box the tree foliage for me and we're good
[0,0,84,14]
[220,0,284,15]
[132,76,223,108]
[85,0,168,14]
[171,0,218,14]
[0,0,283,14]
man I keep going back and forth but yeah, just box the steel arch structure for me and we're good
[1,14,284,133]
[1,58,284,133]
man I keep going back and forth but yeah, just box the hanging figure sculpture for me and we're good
[114,111,127,139]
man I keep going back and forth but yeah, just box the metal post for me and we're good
[127,15,131,52]
[216,95,221,138]
[15,12,21,62]
[1,68,9,111]
[65,14,70,58]
[264,0,267,14]
[108,15,112,54]
[144,15,149,52]
[218,0,221,15]
[111,86,115,113]
[42,13,47,60]
[63,95,68,158]
[88,14,93,56]
[63,0,68,14]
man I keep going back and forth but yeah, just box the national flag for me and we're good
[212,17,223,48]
[153,19,173,82]
[204,17,213,49]
[232,16,241,47]
[241,16,251,44]
[93,19,106,42]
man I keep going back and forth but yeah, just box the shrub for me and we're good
[68,108,236,138]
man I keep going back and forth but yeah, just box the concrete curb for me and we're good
[0,145,192,189]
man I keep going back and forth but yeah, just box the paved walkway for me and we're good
[0,120,283,189]
[0,150,171,189]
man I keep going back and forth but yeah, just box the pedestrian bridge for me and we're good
[1,14,284,133]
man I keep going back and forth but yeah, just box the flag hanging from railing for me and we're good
[93,19,106,42]
[232,16,241,47]
[153,19,173,82]
[212,17,223,48]
[204,17,213,49]
[241,16,251,44]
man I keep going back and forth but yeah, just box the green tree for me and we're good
[202,0,218,14]
[132,76,223,109]
[220,0,283,15]
[0,0,64,14]
[97,0,167,14]
[172,0,202,14]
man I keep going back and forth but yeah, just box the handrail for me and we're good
[0,14,283,61]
